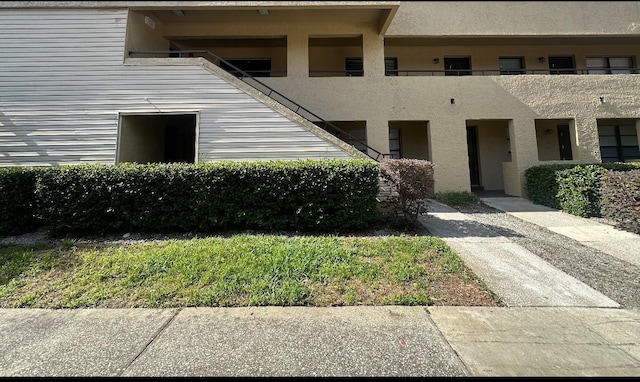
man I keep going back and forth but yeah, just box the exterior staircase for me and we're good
[128,49,389,162]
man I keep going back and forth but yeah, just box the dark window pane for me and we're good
[385,57,398,76]
[622,146,640,158]
[345,58,364,77]
[600,147,619,158]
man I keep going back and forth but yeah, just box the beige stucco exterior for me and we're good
[4,1,640,195]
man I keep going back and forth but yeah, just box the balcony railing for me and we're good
[385,68,640,76]
[128,50,390,161]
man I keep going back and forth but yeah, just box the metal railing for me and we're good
[128,50,390,161]
[385,68,640,76]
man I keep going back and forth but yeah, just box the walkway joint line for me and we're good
[117,308,182,376]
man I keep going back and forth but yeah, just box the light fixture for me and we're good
[538,56,546,63]
[450,98,455,104]
[599,96,605,103]
[433,57,440,64]
[258,9,269,16]
[171,10,186,17]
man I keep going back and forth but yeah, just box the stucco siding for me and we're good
[0,8,352,167]
[387,1,640,36]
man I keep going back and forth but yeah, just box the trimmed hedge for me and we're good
[556,165,608,217]
[0,167,44,235]
[524,164,577,209]
[34,159,379,235]
[524,163,640,210]
[601,170,640,234]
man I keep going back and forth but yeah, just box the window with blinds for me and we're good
[586,57,634,74]
[598,124,640,163]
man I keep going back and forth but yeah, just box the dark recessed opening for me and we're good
[118,114,197,164]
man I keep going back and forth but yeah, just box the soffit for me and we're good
[385,36,640,46]
[0,1,399,34]
[150,8,396,34]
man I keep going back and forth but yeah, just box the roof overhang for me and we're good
[0,1,400,34]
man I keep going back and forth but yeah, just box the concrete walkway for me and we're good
[420,199,620,308]
[482,197,640,268]
[1,196,640,376]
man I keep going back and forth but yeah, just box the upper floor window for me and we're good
[385,57,398,76]
[587,57,635,74]
[499,57,525,75]
[345,58,364,77]
[219,59,272,78]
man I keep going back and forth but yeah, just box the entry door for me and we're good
[466,126,481,188]
[548,56,576,74]
[557,125,573,160]
[444,57,471,76]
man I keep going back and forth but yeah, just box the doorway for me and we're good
[118,114,197,164]
[557,125,573,160]
[548,56,576,74]
[466,126,482,190]
[444,57,472,76]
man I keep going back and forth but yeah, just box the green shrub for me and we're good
[524,162,640,210]
[0,167,44,235]
[524,164,577,209]
[601,170,640,234]
[379,159,434,224]
[434,191,479,207]
[34,159,380,235]
[556,165,608,217]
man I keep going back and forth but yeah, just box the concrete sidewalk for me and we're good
[2,196,640,376]
[1,306,639,377]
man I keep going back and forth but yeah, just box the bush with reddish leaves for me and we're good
[600,169,640,234]
[379,159,435,224]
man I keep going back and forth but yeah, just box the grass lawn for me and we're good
[0,234,501,308]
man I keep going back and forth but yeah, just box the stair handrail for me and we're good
[128,49,389,161]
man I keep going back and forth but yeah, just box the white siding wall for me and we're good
[0,8,351,166]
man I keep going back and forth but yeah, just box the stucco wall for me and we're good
[125,10,168,54]
[386,1,640,36]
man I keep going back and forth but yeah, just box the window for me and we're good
[598,123,640,163]
[219,59,272,77]
[389,128,401,158]
[385,57,398,76]
[586,57,634,74]
[345,58,364,77]
[499,57,525,75]
[444,57,471,76]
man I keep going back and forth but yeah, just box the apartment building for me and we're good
[1,1,640,196]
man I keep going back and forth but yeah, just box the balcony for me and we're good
[384,36,640,77]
